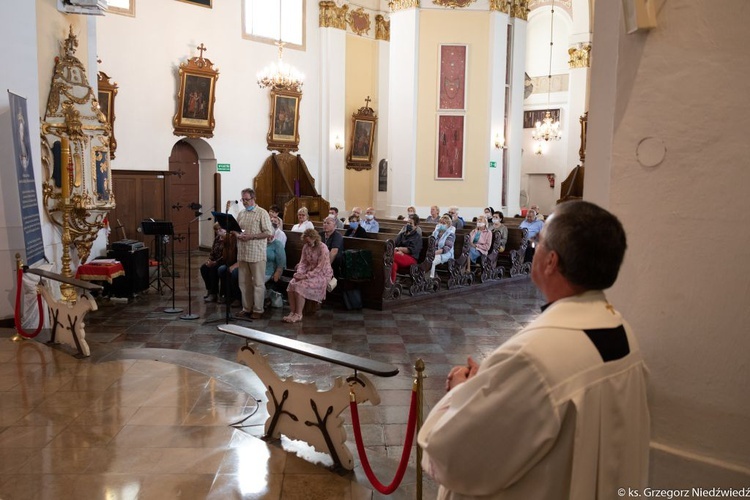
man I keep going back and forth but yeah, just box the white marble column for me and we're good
[486,10,511,213]
[318,26,347,210]
[506,16,527,217]
[386,7,419,216]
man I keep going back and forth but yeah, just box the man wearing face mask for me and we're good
[345,214,367,238]
[391,214,423,283]
[233,188,273,320]
[361,206,380,233]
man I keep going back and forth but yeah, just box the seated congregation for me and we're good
[202,199,540,319]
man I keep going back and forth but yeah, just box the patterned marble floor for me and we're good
[0,252,545,499]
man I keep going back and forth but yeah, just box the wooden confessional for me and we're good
[253,152,330,226]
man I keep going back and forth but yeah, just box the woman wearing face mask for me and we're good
[344,214,367,238]
[429,214,456,279]
[484,206,494,221]
[292,207,315,233]
[467,215,492,267]
[284,229,333,323]
[263,229,287,307]
[490,211,507,253]
[391,214,423,283]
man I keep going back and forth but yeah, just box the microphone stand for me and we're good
[163,232,182,314]
[180,215,206,321]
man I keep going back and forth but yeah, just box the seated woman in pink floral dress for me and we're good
[284,228,333,323]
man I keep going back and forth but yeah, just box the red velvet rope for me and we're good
[14,268,44,338]
[350,386,418,495]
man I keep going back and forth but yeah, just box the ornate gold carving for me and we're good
[348,8,371,36]
[568,43,592,69]
[319,1,348,29]
[489,0,511,13]
[389,0,419,12]
[97,70,118,159]
[433,0,475,8]
[510,0,530,20]
[375,15,390,41]
[41,26,114,269]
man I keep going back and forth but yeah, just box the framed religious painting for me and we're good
[97,71,118,159]
[172,44,219,138]
[438,44,468,111]
[267,89,301,152]
[177,0,212,7]
[436,114,465,180]
[347,97,377,171]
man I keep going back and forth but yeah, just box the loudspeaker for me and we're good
[107,247,149,298]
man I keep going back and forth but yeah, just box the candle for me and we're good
[60,137,70,201]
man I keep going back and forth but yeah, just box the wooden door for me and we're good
[110,171,166,246]
[168,141,200,253]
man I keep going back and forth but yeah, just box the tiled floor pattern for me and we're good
[1,253,545,499]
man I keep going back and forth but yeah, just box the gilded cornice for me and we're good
[432,0,475,8]
[489,0,510,14]
[568,43,591,69]
[375,15,390,41]
[389,0,419,12]
[319,1,348,30]
[510,0,530,20]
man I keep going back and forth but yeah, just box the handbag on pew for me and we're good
[342,287,363,310]
[342,249,373,281]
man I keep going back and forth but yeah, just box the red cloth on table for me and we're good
[75,262,125,284]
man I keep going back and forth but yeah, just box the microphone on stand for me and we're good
[180,214,214,321]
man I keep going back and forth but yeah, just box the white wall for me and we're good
[96,0,323,201]
[0,1,44,320]
[588,0,750,487]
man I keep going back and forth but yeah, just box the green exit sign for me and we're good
[489,161,497,168]
[217,163,230,172]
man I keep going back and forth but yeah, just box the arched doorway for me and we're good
[168,141,200,254]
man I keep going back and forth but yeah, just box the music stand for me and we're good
[141,219,182,314]
[179,216,205,321]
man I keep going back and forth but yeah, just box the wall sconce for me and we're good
[534,141,543,155]
[334,135,343,150]
[494,133,506,150]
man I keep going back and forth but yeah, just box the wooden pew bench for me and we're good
[497,227,530,277]
[283,229,397,309]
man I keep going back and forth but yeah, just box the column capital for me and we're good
[319,1,348,30]
[568,43,592,69]
[388,0,419,12]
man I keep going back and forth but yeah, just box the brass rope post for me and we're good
[12,253,24,342]
[415,357,425,500]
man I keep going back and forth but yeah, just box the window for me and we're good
[107,0,135,17]
[243,0,305,50]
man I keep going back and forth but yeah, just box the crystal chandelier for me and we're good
[532,0,562,143]
[256,41,304,93]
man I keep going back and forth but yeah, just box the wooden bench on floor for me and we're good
[219,323,398,471]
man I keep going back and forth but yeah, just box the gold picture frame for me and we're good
[172,44,219,138]
[177,0,212,7]
[346,97,377,171]
[97,70,118,159]
[267,88,302,153]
